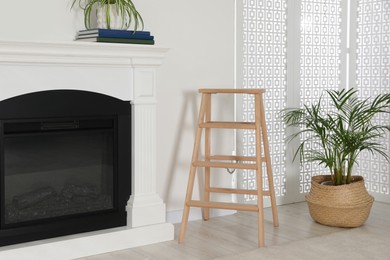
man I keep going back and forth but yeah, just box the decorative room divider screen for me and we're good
[236,0,390,203]
[356,0,390,202]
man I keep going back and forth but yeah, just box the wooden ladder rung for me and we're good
[199,89,266,95]
[208,187,271,196]
[210,155,265,162]
[199,121,256,129]
[187,200,259,212]
[193,161,257,170]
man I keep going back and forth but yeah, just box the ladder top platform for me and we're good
[199,88,266,94]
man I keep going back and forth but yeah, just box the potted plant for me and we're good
[281,88,390,227]
[71,0,144,31]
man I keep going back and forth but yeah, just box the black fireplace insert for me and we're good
[0,90,131,246]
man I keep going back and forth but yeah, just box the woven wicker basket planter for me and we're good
[305,175,374,228]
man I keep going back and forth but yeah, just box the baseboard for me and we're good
[0,223,174,260]
[167,208,237,224]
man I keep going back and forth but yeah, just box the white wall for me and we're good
[136,0,236,215]
[0,0,235,215]
[0,0,82,41]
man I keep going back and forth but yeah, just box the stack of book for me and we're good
[75,29,155,45]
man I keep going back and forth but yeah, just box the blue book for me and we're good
[77,29,153,40]
[76,37,155,45]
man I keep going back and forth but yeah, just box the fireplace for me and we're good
[0,41,173,259]
[0,90,131,246]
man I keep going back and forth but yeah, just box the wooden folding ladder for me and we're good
[178,88,279,247]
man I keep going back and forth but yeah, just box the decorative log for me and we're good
[61,183,98,199]
[13,187,56,209]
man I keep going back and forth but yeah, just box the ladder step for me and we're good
[199,122,256,129]
[199,89,266,95]
[208,187,271,196]
[193,161,257,170]
[210,155,266,162]
[187,200,259,212]
[209,187,258,195]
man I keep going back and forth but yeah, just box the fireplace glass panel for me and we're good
[3,122,114,225]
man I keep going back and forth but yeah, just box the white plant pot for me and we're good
[96,4,128,30]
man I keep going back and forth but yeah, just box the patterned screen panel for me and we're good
[242,0,287,200]
[299,0,342,193]
[356,0,390,195]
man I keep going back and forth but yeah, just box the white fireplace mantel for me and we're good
[0,41,174,259]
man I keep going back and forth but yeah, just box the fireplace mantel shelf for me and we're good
[0,40,173,259]
[0,40,170,102]
[0,40,169,66]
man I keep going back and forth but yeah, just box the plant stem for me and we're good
[334,169,342,185]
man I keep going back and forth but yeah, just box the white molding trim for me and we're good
[0,224,173,260]
[167,209,237,224]
[0,41,168,66]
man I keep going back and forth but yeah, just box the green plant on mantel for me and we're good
[71,0,144,31]
[281,88,390,186]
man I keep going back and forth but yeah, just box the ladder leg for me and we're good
[178,164,197,243]
[255,94,265,248]
[259,94,279,227]
[203,94,211,221]
[179,93,208,243]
